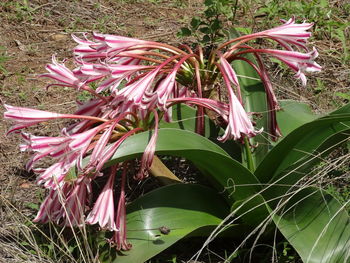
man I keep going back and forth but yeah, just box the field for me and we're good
[0,0,349,262]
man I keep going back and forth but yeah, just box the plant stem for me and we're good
[243,136,255,172]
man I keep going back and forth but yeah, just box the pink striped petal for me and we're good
[86,166,117,230]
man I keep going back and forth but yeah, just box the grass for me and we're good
[0,46,10,75]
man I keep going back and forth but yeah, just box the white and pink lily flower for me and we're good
[4,105,67,134]
[62,177,91,227]
[110,164,132,251]
[135,110,159,180]
[261,48,321,86]
[86,165,118,231]
[33,186,65,224]
[217,61,260,141]
[40,55,85,89]
[256,16,314,50]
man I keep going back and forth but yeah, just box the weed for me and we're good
[0,46,10,75]
[178,0,240,48]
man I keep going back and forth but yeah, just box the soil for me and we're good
[0,1,349,262]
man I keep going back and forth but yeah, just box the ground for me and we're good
[0,0,349,262]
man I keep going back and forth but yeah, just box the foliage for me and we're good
[178,0,239,47]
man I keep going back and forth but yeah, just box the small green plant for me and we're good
[178,0,239,48]
[14,0,35,22]
[0,46,10,75]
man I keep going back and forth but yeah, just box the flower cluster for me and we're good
[3,17,320,250]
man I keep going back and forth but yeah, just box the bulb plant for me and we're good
[3,16,350,262]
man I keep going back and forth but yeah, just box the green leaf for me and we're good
[199,26,211,34]
[104,128,268,228]
[159,104,241,160]
[272,187,350,263]
[256,103,350,183]
[255,103,350,207]
[190,17,201,30]
[100,184,230,263]
[335,92,350,101]
[276,100,318,137]
[202,34,211,43]
[210,18,221,32]
[106,128,259,205]
[178,27,191,37]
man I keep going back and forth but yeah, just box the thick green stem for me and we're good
[243,136,255,172]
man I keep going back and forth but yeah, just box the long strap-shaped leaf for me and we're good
[100,184,230,263]
[252,104,350,262]
[256,104,350,184]
[271,187,350,263]
[276,100,319,137]
[106,128,259,204]
[160,104,241,161]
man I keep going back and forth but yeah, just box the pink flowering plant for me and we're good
[4,17,350,262]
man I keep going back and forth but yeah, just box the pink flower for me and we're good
[110,163,132,251]
[34,177,90,227]
[86,166,117,230]
[33,186,65,224]
[94,127,143,172]
[65,99,105,135]
[62,177,91,227]
[4,104,65,134]
[135,110,159,180]
[167,97,229,121]
[217,60,260,141]
[154,54,195,110]
[219,57,242,103]
[96,64,153,94]
[97,33,148,51]
[21,126,103,188]
[40,55,85,89]
[261,48,321,86]
[257,17,313,50]
[230,48,321,86]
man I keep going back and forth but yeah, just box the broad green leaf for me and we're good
[105,128,268,228]
[255,103,350,207]
[101,184,229,263]
[256,103,350,184]
[276,100,319,137]
[272,187,350,263]
[178,27,191,37]
[159,104,241,160]
[106,128,259,205]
